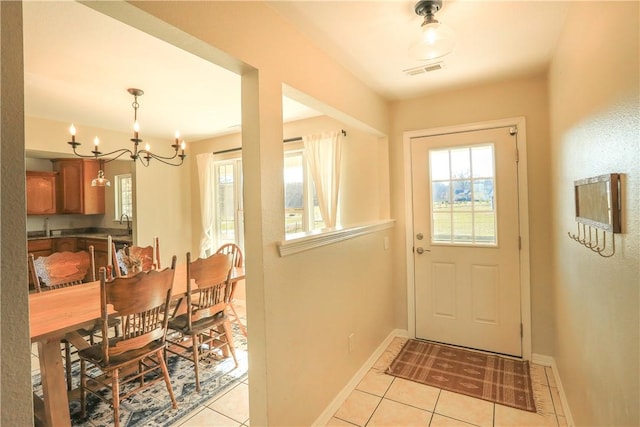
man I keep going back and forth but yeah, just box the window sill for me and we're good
[277,219,395,257]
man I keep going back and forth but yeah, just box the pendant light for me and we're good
[409,0,455,61]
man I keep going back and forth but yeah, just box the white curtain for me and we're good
[303,130,342,228]
[196,153,215,257]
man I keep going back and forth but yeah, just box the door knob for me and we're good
[416,247,430,254]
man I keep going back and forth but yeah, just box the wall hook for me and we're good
[567,224,616,257]
[595,229,616,258]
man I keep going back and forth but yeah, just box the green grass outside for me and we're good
[432,201,496,243]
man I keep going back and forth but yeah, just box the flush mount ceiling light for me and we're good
[68,88,187,186]
[409,0,455,61]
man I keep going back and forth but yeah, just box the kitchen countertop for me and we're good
[27,228,133,244]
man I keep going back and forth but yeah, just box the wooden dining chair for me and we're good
[166,252,238,392]
[29,247,95,293]
[215,243,247,337]
[28,247,96,390]
[112,236,160,277]
[78,257,178,427]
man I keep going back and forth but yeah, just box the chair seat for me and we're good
[79,338,165,370]
[168,311,226,334]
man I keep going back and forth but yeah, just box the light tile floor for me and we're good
[327,337,568,427]
[32,312,566,427]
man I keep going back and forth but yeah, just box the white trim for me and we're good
[312,329,409,426]
[403,117,532,360]
[277,219,395,256]
[532,354,575,426]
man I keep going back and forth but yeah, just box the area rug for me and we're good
[386,339,536,413]
[32,324,248,427]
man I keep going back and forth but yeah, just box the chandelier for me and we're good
[68,88,186,186]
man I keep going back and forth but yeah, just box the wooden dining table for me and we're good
[29,263,245,427]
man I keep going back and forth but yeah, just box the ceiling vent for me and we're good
[403,62,444,76]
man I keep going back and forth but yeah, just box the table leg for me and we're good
[38,338,72,427]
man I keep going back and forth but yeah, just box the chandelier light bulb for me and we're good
[94,136,99,147]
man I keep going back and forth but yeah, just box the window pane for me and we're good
[285,211,304,234]
[216,164,235,242]
[432,182,451,209]
[472,145,494,178]
[115,174,132,219]
[429,150,450,180]
[474,212,496,244]
[284,154,304,210]
[432,212,452,242]
[473,179,494,207]
[452,211,473,243]
[452,180,472,210]
[450,148,470,179]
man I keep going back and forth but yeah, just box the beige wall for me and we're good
[390,75,554,354]
[548,2,639,425]
[133,157,192,268]
[0,2,33,425]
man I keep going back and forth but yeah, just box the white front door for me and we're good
[411,126,522,356]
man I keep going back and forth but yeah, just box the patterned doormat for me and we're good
[386,339,536,412]
[32,327,248,426]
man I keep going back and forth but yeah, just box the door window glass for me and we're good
[429,144,497,245]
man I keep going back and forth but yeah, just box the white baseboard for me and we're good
[312,329,409,426]
[532,353,575,426]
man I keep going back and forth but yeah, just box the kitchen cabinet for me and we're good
[26,171,57,215]
[53,237,77,253]
[28,238,53,259]
[52,159,105,214]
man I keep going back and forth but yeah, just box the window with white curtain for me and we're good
[204,136,337,246]
[284,150,324,237]
[213,158,244,250]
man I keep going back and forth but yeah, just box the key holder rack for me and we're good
[567,173,622,257]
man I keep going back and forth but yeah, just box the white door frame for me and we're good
[403,117,532,360]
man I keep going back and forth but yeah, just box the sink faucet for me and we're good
[119,214,132,235]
